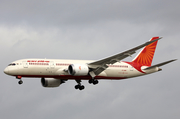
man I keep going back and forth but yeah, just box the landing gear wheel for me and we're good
[93,80,99,85]
[75,85,85,90]
[75,80,85,90]
[79,85,85,90]
[18,80,23,85]
[75,85,80,89]
[88,79,93,84]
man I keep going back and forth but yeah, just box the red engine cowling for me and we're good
[68,64,89,76]
[41,78,62,87]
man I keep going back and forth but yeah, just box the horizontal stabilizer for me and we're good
[144,59,177,70]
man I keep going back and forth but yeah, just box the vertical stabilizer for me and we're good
[132,37,159,66]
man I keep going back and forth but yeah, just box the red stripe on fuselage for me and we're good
[12,75,126,80]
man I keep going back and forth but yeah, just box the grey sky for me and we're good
[0,0,179,119]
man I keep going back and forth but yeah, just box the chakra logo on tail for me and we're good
[132,37,159,66]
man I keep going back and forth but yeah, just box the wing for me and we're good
[88,37,162,78]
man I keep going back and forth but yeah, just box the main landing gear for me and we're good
[75,80,85,90]
[16,76,23,85]
[88,79,99,85]
[74,79,99,90]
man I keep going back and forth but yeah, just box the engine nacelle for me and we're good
[41,78,62,87]
[68,64,89,76]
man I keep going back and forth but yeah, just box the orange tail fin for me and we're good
[132,37,159,66]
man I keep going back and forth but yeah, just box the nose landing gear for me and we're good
[16,76,23,85]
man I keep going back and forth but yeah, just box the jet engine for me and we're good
[41,78,62,87]
[68,64,89,76]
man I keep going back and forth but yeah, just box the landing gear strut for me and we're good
[75,80,85,90]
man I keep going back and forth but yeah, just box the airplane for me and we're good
[4,37,177,90]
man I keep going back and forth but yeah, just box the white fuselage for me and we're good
[3,37,175,90]
[4,59,159,80]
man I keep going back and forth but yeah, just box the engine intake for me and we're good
[68,64,89,76]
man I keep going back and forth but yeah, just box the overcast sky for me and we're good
[0,0,179,119]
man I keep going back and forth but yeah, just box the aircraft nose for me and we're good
[4,67,9,74]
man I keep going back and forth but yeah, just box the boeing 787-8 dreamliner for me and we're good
[4,37,177,90]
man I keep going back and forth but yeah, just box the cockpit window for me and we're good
[8,63,16,66]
